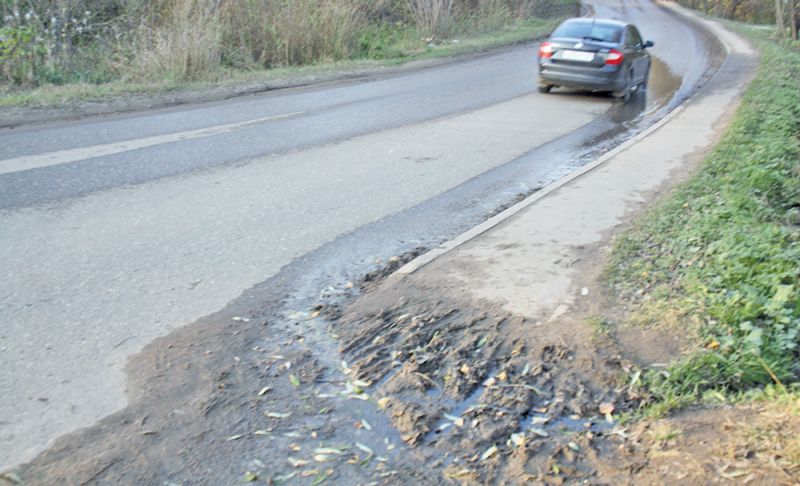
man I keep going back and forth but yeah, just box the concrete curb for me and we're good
[398,2,735,276]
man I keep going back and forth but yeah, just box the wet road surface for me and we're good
[0,0,721,470]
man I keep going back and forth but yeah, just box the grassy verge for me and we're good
[607,25,800,415]
[0,17,562,109]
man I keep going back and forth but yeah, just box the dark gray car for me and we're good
[537,18,653,102]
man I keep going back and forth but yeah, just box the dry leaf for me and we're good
[444,468,473,479]
[355,442,373,455]
[530,427,549,437]
[481,444,499,461]
[315,447,346,455]
[599,402,615,422]
[599,402,615,415]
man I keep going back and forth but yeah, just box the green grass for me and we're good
[0,17,562,109]
[607,26,800,415]
[586,314,612,341]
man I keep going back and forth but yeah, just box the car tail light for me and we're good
[539,42,553,59]
[605,48,624,65]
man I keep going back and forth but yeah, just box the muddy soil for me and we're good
[7,252,439,486]
[7,242,798,486]
[8,252,641,485]
[335,273,643,483]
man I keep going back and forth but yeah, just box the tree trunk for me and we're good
[790,0,799,40]
[776,0,786,38]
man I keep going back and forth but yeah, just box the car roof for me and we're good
[561,17,629,29]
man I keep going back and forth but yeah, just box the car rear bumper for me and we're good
[538,62,625,92]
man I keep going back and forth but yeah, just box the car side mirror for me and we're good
[644,40,654,48]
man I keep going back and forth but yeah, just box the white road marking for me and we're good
[0,111,304,176]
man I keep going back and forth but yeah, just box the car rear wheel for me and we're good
[613,71,634,103]
[639,65,650,91]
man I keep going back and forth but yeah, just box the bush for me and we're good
[128,0,223,82]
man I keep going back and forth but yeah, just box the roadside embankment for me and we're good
[0,0,577,125]
[607,17,800,421]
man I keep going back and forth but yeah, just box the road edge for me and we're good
[0,33,563,131]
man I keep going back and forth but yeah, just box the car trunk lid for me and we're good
[547,37,618,68]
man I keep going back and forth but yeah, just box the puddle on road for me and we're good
[607,54,684,125]
[648,55,683,110]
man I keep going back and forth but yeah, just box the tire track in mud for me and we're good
[334,274,647,483]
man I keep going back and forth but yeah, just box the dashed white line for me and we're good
[0,111,304,176]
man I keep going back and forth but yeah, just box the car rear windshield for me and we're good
[552,21,622,43]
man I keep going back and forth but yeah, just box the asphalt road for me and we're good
[0,0,719,470]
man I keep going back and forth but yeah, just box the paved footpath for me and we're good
[394,4,757,324]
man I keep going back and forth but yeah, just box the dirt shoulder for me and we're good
[0,56,475,129]
[0,24,563,130]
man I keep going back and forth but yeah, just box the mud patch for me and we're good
[335,275,647,483]
[9,280,437,485]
